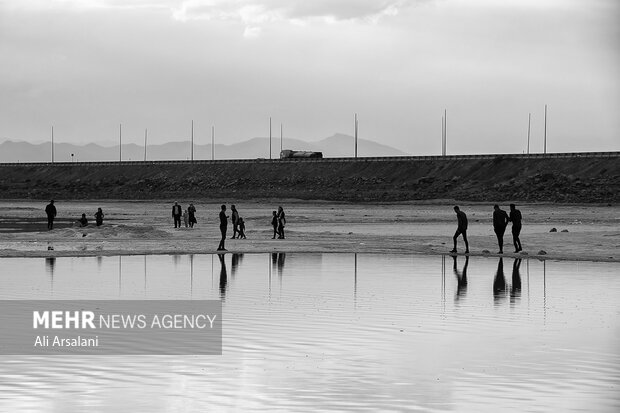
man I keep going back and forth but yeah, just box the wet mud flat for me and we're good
[0,200,618,262]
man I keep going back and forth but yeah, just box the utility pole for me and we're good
[51,126,54,163]
[119,123,122,162]
[544,104,548,154]
[354,113,358,158]
[441,116,445,156]
[191,120,194,161]
[280,123,283,154]
[444,109,447,156]
[269,117,272,159]
[211,125,214,160]
[144,129,147,161]
[527,113,531,155]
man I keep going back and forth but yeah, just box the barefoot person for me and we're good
[493,204,509,254]
[45,200,57,230]
[217,205,228,251]
[451,205,469,253]
[509,203,523,252]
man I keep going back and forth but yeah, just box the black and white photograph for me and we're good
[0,0,618,411]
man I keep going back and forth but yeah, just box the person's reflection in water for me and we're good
[510,258,522,304]
[452,255,468,301]
[45,257,56,277]
[493,257,507,303]
[231,253,243,278]
[277,253,286,276]
[218,253,228,301]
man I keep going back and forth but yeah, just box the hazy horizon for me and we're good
[1,0,618,156]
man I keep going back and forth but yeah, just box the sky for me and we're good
[0,0,618,155]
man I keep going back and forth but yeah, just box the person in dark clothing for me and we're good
[238,217,246,239]
[172,202,182,228]
[217,204,228,251]
[271,211,278,239]
[79,213,88,227]
[493,204,510,254]
[45,200,57,230]
[509,203,523,252]
[277,206,286,239]
[230,205,239,239]
[94,208,104,226]
[188,203,197,228]
[451,205,469,253]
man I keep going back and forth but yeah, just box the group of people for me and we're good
[172,202,197,228]
[216,204,284,251]
[45,200,104,229]
[452,204,523,254]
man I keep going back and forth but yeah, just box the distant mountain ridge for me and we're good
[0,134,408,163]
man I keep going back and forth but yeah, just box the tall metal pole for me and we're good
[119,123,122,162]
[527,113,531,155]
[444,109,447,156]
[354,113,358,158]
[543,104,547,154]
[51,126,54,163]
[191,120,194,161]
[211,125,214,160]
[280,123,283,154]
[269,117,272,159]
[441,116,445,156]
[144,128,147,161]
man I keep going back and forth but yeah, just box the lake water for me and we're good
[0,253,618,412]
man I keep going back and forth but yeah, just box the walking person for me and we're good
[94,207,104,226]
[188,203,197,228]
[509,204,523,252]
[172,201,182,228]
[493,204,509,254]
[277,206,286,239]
[271,211,278,239]
[450,205,469,253]
[217,204,228,251]
[231,205,239,239]
[45,200,57,230]
[183,209,189,228]
[238,217,246,239]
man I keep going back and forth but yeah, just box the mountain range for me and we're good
[0,134,408,163]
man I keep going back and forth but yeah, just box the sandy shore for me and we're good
[0,200,618,262]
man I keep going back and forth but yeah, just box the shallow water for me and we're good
[0,253,619,412]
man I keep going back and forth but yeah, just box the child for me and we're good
[183,209,189,228]
[238,217,246,239]
[79,213,88,227]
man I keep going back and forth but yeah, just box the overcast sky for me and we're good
[0,0,618,155]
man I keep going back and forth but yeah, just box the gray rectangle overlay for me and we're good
[0,300,222,355]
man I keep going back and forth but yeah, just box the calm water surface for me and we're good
[0,253,618,412]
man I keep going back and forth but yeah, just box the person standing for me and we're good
[492,204,509,254]
[188,203,197,228]
[509,203,523,252]
[238,217,246,239]
[271,211,278,239]
[231,205,239,239]
[45,200,57,230]
[277,206,286,239]
[172,202,182,228]
[183,209,189,228]
[94,208,104,226]
[450,205,469,253]
[217,204,228,251]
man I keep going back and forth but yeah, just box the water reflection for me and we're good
[452,255,468,301]
[218,253,227,301]
[0,254,618,412]
[493,258,507,303]
[511,258,522,304]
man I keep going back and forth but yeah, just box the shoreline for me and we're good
[1,200,618,263]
